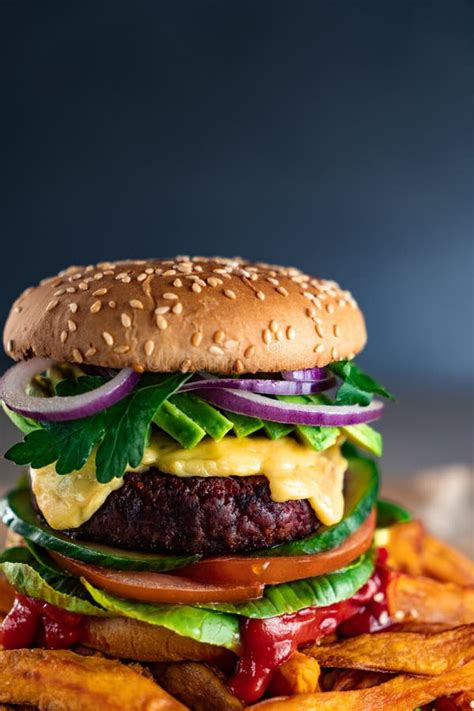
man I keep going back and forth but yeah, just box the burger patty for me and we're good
[66,469,320,555]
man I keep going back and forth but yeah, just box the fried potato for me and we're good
[387,521,474,587]
[268,652,321,696]
[152,661,243,711]
[320,668,393,692]
[388,574,474,626]
[252,660,474,710]
[0,648,186,711]
[307,625,474,676]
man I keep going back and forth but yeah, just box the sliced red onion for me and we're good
[0,357,141,422]
[179,373,335,396]
[281,367,327,382]
[192,387,383,426]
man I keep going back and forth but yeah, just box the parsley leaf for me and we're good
[329,361,395,406]
[5,429,58,469]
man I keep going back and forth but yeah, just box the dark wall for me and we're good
[2,0,473,386]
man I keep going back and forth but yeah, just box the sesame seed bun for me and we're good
[3,257,366,373]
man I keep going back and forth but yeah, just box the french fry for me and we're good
[252,660,474,710]
[388,574,474,626]
[386,521,474,587]
[268,652,321,696]
[320,668,391,692]
[0,648,186,710]
[306,625,474,675]
[151,661,244,711]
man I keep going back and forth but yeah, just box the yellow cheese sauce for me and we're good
[30,433,347,531]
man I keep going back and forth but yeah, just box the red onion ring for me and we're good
[192,387,384,426]
[281,367,327,382]
[0,358,141,422]
[179,373,335,396]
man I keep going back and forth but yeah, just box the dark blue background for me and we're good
[1,0,473,387]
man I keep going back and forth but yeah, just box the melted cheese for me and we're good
[31,433,347,531]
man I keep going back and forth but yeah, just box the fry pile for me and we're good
[0,520,473,710]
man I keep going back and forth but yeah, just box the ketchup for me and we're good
[0,595,84,650]
[228,550,394,704]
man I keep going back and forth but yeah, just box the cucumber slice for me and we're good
[376,499,411,527]
[0,488,200,572]
[153,400,205,448]
[224,411,264,437]
[170,394,233,441]
[254,451,379,556]
[262,421,294,439]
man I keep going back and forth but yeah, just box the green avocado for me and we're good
[224,410,264,437]
[170,393,233,441]
[153,399,206,448]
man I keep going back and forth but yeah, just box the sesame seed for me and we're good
[331,346,338,360]
[275,330,283,341]
[270,320,279,333]
[114,345,130,354]
[129,299,144,309]
[209,345,224,355]
[94,273,104,280]
[315,324,324,338]
[67,319,77,332]
[85,347,96,357]
[137,273,148,282]
[145,340,155,356]
[60,331,68,344]
[145,268,154,275]
[207,277,220,287]
[213,268,227,275]
[302,291,314,301]
[7,339,14,352]
[116,272,128,280]
[163,292,178,300]
[244,345,256,358]
[121,313,132,328]
[177,264,192,273]
[108,300,116,309]
[191,332,202,347]
[173,278,183,288]
[78,282,89,291]
[93,288,108,296]
[333,324,341,337]
[163,269,176,276]
[266,277,279,286]
[46,299,59,312]
[68,303,78,313]
[180,358,192,371]
[90,301,102,313]
[213,330,225,344]
[172,302,183,314]
[338,298,347,308]
[54,289,65,296]
[256,291,265,300]
[315,343,325,353]
[326,303,335,314]
[72,348,83,363]
[286,326,296,340]
[223,289,236,300]
[192,282,202,294]
[65,287,76,294]
[263,329,272,344]
[102,331,114,346]
[155,306,170,314]
[234,358,244,373]
[276,286,288,296]
[121,276,131,283]
[156,315,168,330]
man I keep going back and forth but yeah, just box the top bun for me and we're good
[3,257,366,374]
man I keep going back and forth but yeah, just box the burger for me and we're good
[0,256,472,710]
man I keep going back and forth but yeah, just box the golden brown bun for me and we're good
[4,257,366,373]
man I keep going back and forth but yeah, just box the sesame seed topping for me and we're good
[145,340,155,356]
[72,348,83,363]
[263,329,272,344]
[270,320,279,333]
[191,332,202,347]
[108,300,116,308]
[266,277,279,286]
[326,303,335,314]
[121,313,132,328]
[192,282,202,294]
[173,278,183,288]
[137,273,148,282]
[67,319,77,332]
[116,272,128,280]
[121,276,131,283]
[180,358,192,372]
[315,324,324,338]
[234,358,244,373]
[94,273,104,280]
[155,306,170,314]
[213,330,225,344]
[209,345,224,355]
[276,286,288,296]
[114,345,130,354]
[90,300,101,313]
[172,302,183,314]
[256,291,265,301]
[145,268,154,274]
[306,307,316,318]
[302,291,314,300]
[224,289,236,300]
[60,330,68,343]
[129,299,144,309]
[163,269,176,276]
[93,288,108,296]
[333,324,341,337]
[156,315,168,330]
[54,289,65,296]
[338,298,347,308]
[46,299,59,312]
[65,287,76,294]
[7,340,13,352]
[163,292,178,300]
[68,303,78,313]
[315,343,325,353]
[207,277,221,287]
[331,346,338,359]
[78,282,89,291]
[244,345,256,358]
[85,347,96,357]
[286,326,296,340]
[102,331,114,346]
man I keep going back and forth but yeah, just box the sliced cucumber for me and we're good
[170,394,233,441]
[254,450,379,556]
[1,488,200,571]
[153,400,205,448]
[376,499,411,527]
[224,410,264,437]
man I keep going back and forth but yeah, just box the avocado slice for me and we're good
[262,421,294,439]
[276,395,339,452]
[153,400,205,448]
[224,410,264,437]
[170,393,233,441]
[0,488,200,572]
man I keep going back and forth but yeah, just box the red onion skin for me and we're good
[281,368,327,382]
[179,376,335,396]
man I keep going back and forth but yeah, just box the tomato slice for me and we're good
[176,508,376,586]
[50,552,264,604]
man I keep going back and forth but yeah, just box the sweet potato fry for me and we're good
[386,521,474,587]
[268,652,321,696]
[388,574,474,626]
[252,660,474,710]
[0,648,186,710]
[307,625,474,675]
[320,668,392,692]
[152,661,243,711]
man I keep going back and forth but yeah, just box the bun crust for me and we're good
[3,257,366,373]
